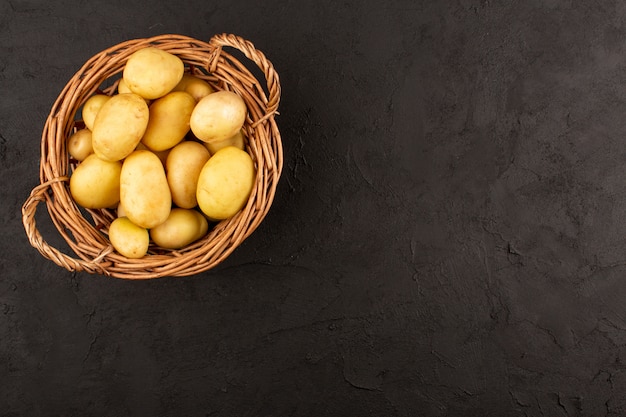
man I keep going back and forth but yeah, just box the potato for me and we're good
[67,128,93,161]
[204,129,245,155]
[150,208,209,249]
[92,93,149,162]
[166,141,211,208]
[120,150,172,228]
[196,146,255,220]
[69,154,122,209]
[123,47,184,100]
[116,201,126,218]
[141,91,196,151]
[82,94,110,131]
[117,78,132,94]
[173,74,214,102]
[190,90,247,143]
[108,217,149,259]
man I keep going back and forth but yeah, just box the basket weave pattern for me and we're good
[21,34,282,279]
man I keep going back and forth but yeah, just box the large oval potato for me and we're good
[190,90,247,143]
[109,217,149,259]
[120,150,171,228]
[196,146,255,220]
[141,91,196,151]
[150,208,209,249]
[82,94,110,131]
[69,154,122,209]
[123,47,184,100]
[92,93,149,162]
[166,141,211,208]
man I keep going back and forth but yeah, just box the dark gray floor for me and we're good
[3,1,626,416]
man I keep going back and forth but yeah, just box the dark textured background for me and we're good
[2,0,626,416]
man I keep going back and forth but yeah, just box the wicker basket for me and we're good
[21,33,282,279]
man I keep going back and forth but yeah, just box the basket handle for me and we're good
[22,178,111,275]
[208,33,281,121]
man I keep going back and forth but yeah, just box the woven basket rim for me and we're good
[21,33,283,279]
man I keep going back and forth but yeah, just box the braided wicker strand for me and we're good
[21,34,283,279]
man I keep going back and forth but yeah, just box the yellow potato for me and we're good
[82,94,110,131]
[108,217,149,259]
[123,47,184,100]
[116,201,126,218]
[166,141,211,208]
[204,129,245,155]
[173,74,214,102]
[67,128,93,161]
[92,93,149,162]
[141,91,196,151]
[120,150,172,228]
[190,90,247,143]
[69,154,122,209]
[117,78,132,94]
[150,208,209,249]
[196,146,255,220]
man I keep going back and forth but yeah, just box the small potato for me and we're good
[109,217,149,259]
[69,154,122,209]
[166,141,211,208]
[67,128,93,161]
[173,74,214,102]
[120,150,171,229]
[116,201,127,218]
[92,93,149,162]
[123,47,184,100]
[196,146,255,220]
[117,78,132,94]
[190,90,247,143]
[141,91,196,152]
[150,208,209,249]
[82,94,110,131]
[204,129,245,155]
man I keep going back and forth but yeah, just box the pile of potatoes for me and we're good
[67,47,256,259]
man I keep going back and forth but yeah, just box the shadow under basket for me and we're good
[21,33,283,279]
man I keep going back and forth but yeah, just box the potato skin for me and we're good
[92,93,149,162]
[123,47,184,100]
[166,141,211,209]
[120,150,172,229]
[69,154,122,209]
[196,146,255,220]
